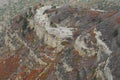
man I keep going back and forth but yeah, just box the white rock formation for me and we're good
[33,6,113,80]
[74,28,112,57]
[34,6,74,48]
[63,62,73,72]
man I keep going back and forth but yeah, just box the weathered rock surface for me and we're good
[0,4,120,80]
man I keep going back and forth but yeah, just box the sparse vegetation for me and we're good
[113,29,118,37]
[0,0,120,80]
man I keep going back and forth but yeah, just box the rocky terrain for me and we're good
[0,3,120,80]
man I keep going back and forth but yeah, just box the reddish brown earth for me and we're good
[0,54,20,79]
[0,5,120,80]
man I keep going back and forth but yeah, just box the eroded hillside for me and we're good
[0,4,120,80]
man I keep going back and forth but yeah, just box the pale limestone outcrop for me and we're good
[74,27,112,57]
[31,5,114,80]
[34,6,74,49]
[74,27,113,80]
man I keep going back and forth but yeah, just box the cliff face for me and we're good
[33,6,113,80]
[0,4,120,80]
